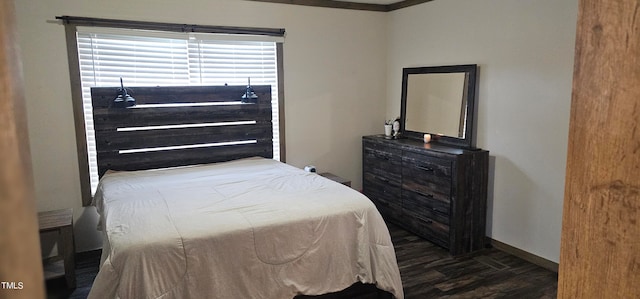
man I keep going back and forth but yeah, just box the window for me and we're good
[61,18,285,205]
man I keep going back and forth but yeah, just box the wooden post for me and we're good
[0,1,46,298]
[559,0,640,298]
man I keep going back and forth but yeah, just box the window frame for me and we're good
[61,17,286,206]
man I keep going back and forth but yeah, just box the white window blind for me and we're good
[76,28,281,194]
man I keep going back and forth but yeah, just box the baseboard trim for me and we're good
[488,238,559,273]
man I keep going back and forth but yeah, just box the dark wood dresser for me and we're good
[362,135,489,255]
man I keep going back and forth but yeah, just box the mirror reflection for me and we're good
[405,73,467,138]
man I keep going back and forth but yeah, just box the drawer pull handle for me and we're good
[417,165,434,172]
[432,207,445,213]
[415,190,434,199]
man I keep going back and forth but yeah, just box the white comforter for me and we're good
[89,157,403,299]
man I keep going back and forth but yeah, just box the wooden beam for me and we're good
[0,1,45,298]
[558,0,640,297]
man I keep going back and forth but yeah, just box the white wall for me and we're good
[15,0,388,252]
[16,0,579,263]
[387,0,578,262]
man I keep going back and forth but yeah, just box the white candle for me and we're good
[423,134,431,143]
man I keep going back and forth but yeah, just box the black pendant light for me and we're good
[113,77,136,108]
[241,77,258,103]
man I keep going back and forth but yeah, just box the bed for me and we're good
[89,157,403,298]
[87,85,403,298]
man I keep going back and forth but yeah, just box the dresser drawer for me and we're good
[402,152,452,198]
[402,151,452,179]
[363,173,402,220]
[364,161,402,183]
[363,139,402,156]
[364,146,401,162]
[364,146,401,173]
[364,187,402,221]
[403,215,450,249]
[402,172,451,203]
[367,195,402,221]
[363,171,401,189]
[402,189,450,219]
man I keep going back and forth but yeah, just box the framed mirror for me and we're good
[400,64,478,148]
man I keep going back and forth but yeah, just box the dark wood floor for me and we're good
[46,223,557,298]
[389,223,557,298]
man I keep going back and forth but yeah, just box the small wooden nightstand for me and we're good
[38,208,75,289]
[319,172,351,187]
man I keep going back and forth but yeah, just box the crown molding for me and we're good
[387,0,434,11]
[245,0,434,12]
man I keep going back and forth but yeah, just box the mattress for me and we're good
[89,157,404,299]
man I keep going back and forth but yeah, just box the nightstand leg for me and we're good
[60,225,76,289]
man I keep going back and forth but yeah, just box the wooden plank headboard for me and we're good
[91,85,273,177]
